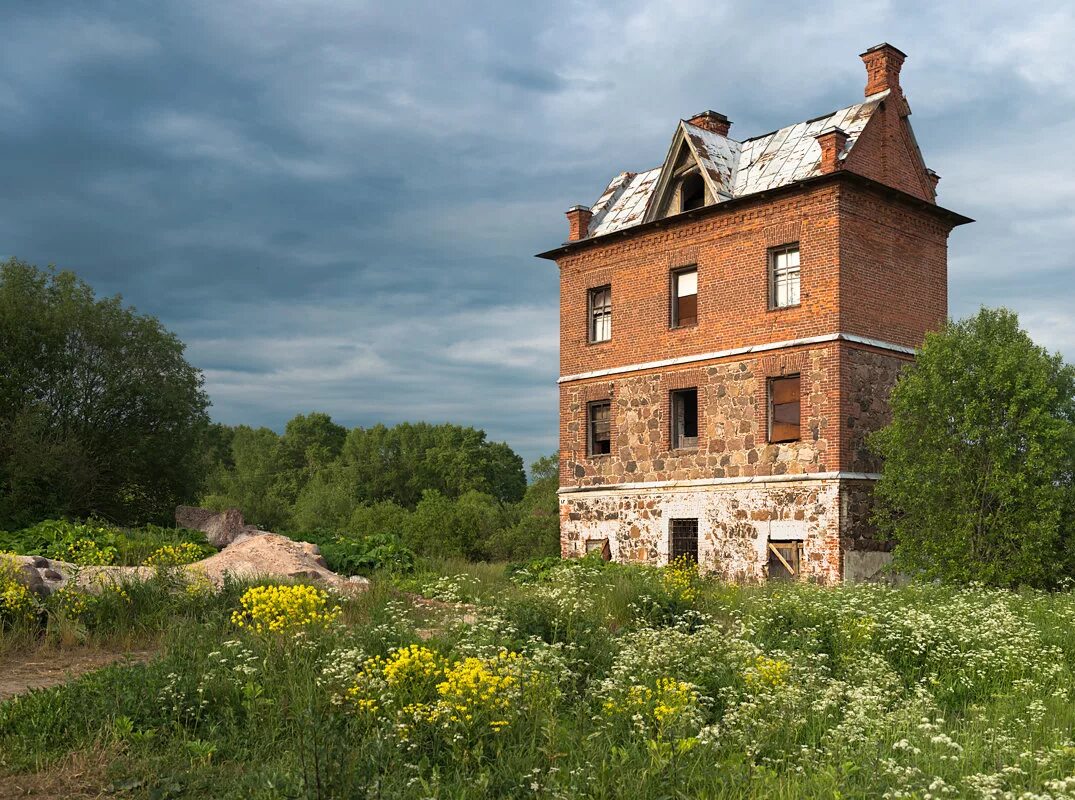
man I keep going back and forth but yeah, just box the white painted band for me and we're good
[557,471,881,495]
[558,332,915,384]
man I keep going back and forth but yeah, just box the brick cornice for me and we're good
[536,171,972,262]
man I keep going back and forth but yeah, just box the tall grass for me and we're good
[5,560,1075,798]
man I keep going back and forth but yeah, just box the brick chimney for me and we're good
[565,205,593,241]
[860,43,906,97]
[815,127,849,174]
[686,110,732,137]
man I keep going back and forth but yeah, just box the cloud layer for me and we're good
[1,1,1072,468]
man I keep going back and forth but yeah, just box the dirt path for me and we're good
[0,647,155,702]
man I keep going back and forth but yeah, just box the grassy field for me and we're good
[4,556,1075,798]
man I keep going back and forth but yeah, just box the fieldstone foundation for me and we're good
[561,478,885,584]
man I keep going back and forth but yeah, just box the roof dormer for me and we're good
[644,112,740,223]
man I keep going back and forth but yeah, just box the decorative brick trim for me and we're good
[760,351,807,377]
[762,220,803,247]
[558,332,915,384]
[666,247,699,269]
[557,471,881,494]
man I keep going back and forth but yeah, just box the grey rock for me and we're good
[17,564,43,588]
[175,505,256,549]
[29,582,51,598]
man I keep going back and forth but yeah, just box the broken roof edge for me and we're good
[740,90,891,144]
[535,170,973,261]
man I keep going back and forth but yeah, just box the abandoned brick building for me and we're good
[537,44,971,583]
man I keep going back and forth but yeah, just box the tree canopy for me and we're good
[203,418,528,534]
[871,308,1075,589]
[0,259,209,526]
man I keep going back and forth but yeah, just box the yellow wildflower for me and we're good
[143,542,203,567]
[231,584,341,634]
[744,654,791,689]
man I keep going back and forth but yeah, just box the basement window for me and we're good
[670,518,699,563]
[589,285,611,342]
[671,388,699,450]
[768,375,801,443]
[671,266,698,327]
[680,172,706,212]
[585,538,612,561]
[767,540,801,580]
[769,244,800,309]
[588,401,611,456]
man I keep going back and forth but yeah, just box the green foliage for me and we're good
[0,519,213,566]
[202,418,528,534]
[320,533,416,576]
[871,308,1075,588]
[0,259,210,527]
[10,566,1075,798]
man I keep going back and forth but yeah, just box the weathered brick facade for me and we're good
[538,45,971,583]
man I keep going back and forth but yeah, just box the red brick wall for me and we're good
[838,184,950,349]
[558,183,843,379]
[843,97,935,203]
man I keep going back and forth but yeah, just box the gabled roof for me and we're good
[586,91,889,238]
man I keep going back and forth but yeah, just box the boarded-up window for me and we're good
[769,244,800,309]
[767,541,801,580]
[589,285,611,342]
[671,388,698,449]
[585,538,612,561]
[768,375,800,443]
[588,401,611,456]
[670,518,699,562]
[671,267,698,327]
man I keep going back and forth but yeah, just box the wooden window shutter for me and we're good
[769,375,801,443]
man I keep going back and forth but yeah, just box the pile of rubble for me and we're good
[10,507,369,595]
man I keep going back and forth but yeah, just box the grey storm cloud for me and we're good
[1,0,1073,468]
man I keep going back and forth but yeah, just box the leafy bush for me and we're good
[0,519,213,566]
[321,533,416,576]
[872,307,1075,588]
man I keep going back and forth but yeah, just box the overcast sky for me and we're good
[1,1,1072,469]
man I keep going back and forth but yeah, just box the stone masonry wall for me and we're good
[560,480,843,583]
[562,344,838,488]
[842,345,910,473]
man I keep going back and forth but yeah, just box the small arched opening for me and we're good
[679,172,706,212]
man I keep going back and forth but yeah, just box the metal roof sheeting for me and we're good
[587,91,889,237]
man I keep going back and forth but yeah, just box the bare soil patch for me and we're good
[0,747,119,799]
[0,647,155,702]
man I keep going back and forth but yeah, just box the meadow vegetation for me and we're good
[5,555,1075,798]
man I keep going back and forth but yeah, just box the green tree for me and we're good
[335,422,525,509]
[486,453,560,561]
[871,308,1075,588]
[404,489,509,560]
[0,259,209,526]
[201,426,291,530]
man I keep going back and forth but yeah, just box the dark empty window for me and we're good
[768,375,800,443]
[588,401,611,456]
[670,518,699,563]
[671,388,699,449]
[680,173,705,212]
[589,285,611,343]
[767,541,801,580]
[671,267,698,327]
